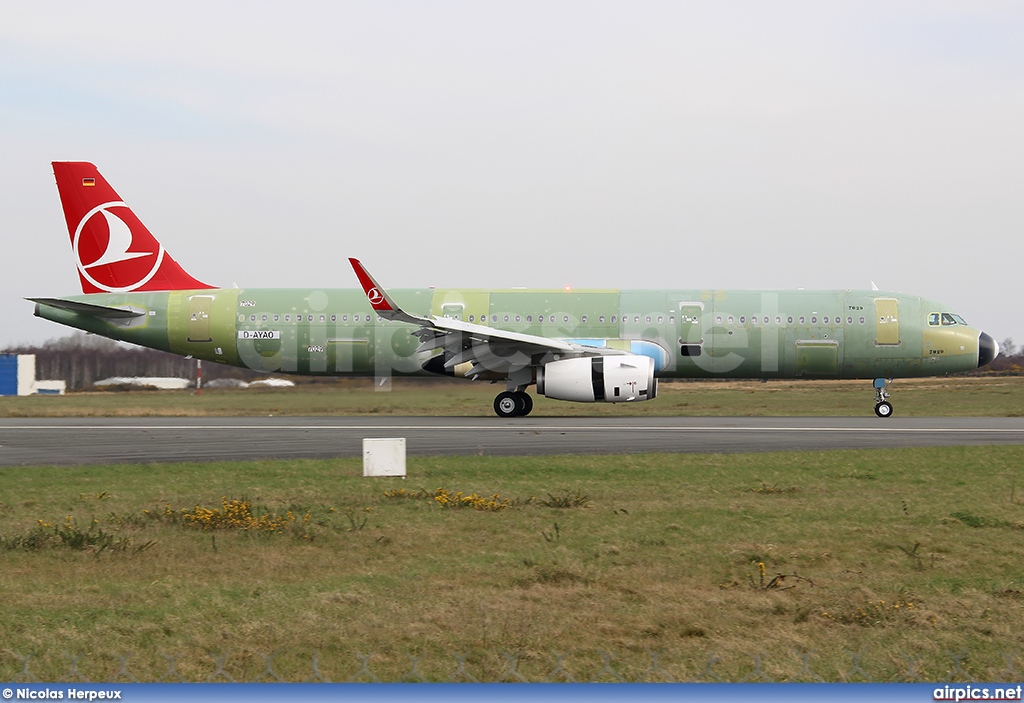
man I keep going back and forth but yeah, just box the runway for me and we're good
[0,416,1022,466]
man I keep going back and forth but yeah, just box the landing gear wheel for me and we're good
[494,391,521,418]
[515,391,534,417]
[872,378,894,418]
[494,391,534,417]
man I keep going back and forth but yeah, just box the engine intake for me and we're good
[537,355,657,403]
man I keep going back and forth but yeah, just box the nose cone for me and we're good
[978,332,999,368]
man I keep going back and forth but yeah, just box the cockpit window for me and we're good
[930,312,968,326]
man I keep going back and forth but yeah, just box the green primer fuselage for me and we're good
[34,286,985,381]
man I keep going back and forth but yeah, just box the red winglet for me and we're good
[348,258,398,313]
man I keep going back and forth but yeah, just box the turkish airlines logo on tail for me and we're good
[73,202,165,293]
[367,287,385,306]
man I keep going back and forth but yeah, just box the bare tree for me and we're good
[2,333,260,390]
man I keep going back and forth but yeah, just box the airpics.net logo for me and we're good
[73,202,165,293]
[933,684,1023,701]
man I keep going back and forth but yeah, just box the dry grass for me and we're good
[2,446,1023,681]
[1,375,1022,418]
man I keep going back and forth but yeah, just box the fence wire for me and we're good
[3,649,1021,683]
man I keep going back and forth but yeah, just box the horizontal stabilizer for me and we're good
[28,297,146,320]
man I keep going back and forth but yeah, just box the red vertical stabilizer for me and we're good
[52,161,213,293]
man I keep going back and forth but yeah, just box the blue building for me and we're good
[0,354,17,396]
[0,354,63,396]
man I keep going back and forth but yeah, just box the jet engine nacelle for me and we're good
[537,355,657,403]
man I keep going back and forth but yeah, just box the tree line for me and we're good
[985,337,1024,375]
[2,333,1021,392]
[1,333,259,391]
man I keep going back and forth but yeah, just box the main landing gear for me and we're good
[873,378,893,418]
[494,390,534,418]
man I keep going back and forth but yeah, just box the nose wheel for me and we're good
[873,378,893,418]
[494,390,534,418]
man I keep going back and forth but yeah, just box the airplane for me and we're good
[31,161,999,418]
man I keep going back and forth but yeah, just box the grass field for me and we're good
[2,446,1023,682]
[1,375,1022,418]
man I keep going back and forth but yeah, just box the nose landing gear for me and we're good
[873,378,893,417]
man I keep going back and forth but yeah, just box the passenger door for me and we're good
[874,298,900,346]
[187,295,214,343]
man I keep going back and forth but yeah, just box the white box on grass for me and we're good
[362,438,406,477]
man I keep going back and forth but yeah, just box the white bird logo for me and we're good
[73,201,165,292]
[82,208,150,269]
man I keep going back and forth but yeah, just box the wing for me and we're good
[347,258,622,381]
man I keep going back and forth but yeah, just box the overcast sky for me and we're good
[1,1,1022,347]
